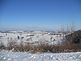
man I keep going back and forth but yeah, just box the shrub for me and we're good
[65,30,81,45]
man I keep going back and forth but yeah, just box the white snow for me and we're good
[0,31,81,61]
[0,31,64,46]
[0,51,81,61]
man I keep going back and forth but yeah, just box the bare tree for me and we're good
[70,22,76,33]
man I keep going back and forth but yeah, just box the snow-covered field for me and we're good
[1,31,79,61]
[0,31,64,47]
[0,50,81,61]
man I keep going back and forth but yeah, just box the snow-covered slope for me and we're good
[0,51,81,61]
[0,31,64,46]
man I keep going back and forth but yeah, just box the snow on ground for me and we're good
[0,31,64,46]
[0,50,81,61]
[0,31,81,61]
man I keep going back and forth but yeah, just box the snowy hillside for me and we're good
[0,51,81,61]
[0,31,65,47]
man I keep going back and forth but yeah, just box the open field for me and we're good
[0,50,81,61]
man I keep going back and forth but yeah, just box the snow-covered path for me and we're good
[0,51,81,61]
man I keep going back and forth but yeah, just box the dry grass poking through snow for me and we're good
[0,41,81,53]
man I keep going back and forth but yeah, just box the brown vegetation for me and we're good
[0,41,81,53]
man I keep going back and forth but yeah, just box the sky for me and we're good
[0,0,81,31]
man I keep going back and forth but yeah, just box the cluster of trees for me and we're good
[65,30,81,46]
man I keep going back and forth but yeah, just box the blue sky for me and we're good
[0,0,81,31]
